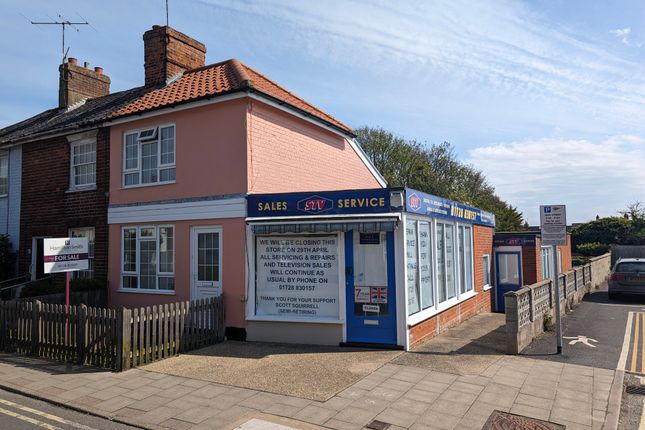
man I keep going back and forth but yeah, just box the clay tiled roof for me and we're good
[110,59,352,134]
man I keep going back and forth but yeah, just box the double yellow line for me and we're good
[629,312,645,374]
[0,398,97,430]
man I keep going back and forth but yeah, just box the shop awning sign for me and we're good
[43,238,89,274]
[540,205,567,246]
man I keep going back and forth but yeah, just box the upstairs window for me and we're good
[70,140,96,189]
[123,125,176,187]
[0,154,7,196]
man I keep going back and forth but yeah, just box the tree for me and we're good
[355,126,526,231]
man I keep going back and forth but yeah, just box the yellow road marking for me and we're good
[641,313,645,374]
[0,405,64,430]
[0,398,98,430]
[632,312,640,373]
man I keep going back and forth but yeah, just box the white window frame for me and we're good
[69,138,97,191]
[122,123,176,188]
[406,214,477,326]
[541,246,553,280]
[0,153,7,197]
[68,227,95,279]
[482,254,492,290]
[119,224,176,294]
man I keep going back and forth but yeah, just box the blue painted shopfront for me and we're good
[246,188,495,347]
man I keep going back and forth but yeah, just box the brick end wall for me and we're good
[19,128,109,284]
[409,225,494,348]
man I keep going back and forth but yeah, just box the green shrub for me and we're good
[576,242,610,257]
[0,234,17,281]
[572,255,590,266]
[70,277,106,292]
[20,277,106,299]
[20,278,60,298]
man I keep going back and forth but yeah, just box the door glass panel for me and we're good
[499,254,520,285]
[354,231,388,316]
[197,232,219,284]
[437,224,446,302]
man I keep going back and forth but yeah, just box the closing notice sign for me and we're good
[43,238,89,273]
[255,235,339,319]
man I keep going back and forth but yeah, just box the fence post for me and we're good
[76,305,87,365]
[31,300,41,356]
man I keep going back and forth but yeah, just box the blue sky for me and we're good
[2,0,645,224]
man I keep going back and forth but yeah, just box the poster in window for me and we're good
[406,221,420,315]
[419,222,433,309]
[255,235,339,319]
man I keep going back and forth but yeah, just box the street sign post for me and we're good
[540,205,567,354]
[43,238,89,343]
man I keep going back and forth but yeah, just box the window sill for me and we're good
[246,316,344,325]
[483,285,492,291]
[407,290,478,327]
[0,194,7,199]
[117,288,176,295]
[66,185,97,193]
[122,180,176,190]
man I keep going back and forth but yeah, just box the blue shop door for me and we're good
[345,231,397,345]
[495,251,522,312]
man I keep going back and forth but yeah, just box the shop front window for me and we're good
[458,225,473,293]
[406,221,420,315]
[121,225,175,291]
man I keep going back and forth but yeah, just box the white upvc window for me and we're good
[482,254,491,290]
[70,139,96,190]
[121,225,175,291]
[458,225,474,294]
[0,154,7,196]
[69,227,95,279]
[123,125,176,187]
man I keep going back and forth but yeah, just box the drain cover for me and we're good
[482,410,565,430]
[365,420,390,430]
[626,385,645,395]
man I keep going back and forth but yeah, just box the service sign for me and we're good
[540,205,567,246]
[248,189,392,218]
[255,235,340,320]
[405,188,496,227]
[43,238,89,274]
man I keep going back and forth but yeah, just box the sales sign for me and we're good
[540,205,567,246]
[255,235,340,320]
[405,188,496,227]
[43,238,89,273]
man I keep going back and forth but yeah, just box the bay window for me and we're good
[121,225,175,291]
[123,125,176,187]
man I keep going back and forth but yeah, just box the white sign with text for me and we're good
[540,205,567,246]
[43,238,89,274]
[255,235,340,319]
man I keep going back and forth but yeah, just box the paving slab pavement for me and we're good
[0,313,622,429]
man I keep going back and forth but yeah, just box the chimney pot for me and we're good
[94,66,103,75]
[68,57,77,65]
[84,61,90,68]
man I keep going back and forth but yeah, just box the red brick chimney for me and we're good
[59,57,111,108]
[143,25,207,88]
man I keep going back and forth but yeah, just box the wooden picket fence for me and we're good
[0,297,224,371]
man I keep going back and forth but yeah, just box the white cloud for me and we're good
[200,0,645,131]
[610,27,640,46]
[468,135,645,224]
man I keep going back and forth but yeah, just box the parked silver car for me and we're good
[608,258,645,300]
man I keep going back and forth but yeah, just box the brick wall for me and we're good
[143,25,206,88]
[19,128,109,283]
[408,224,494,348]
[247,101,382,192]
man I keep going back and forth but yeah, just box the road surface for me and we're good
[0,388,136,430]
